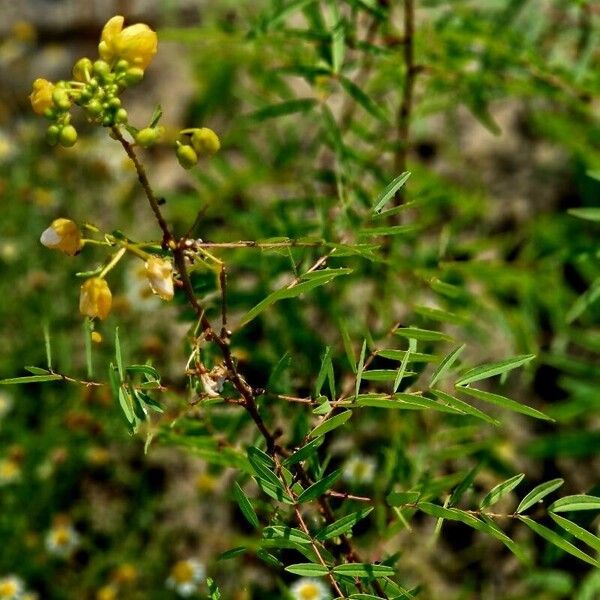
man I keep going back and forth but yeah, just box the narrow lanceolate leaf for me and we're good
[297,468,342,503]
[550,513,600,554]
[240,268,352,326]
[519,516,600,568]
[356,393,461,414]
[480,474,524,510]
[355,339,367,399]
[517,479,564,514]
[456,354,535,386]
[430,390,499,426]
[315,346,332,397]
[393,338,415,393]
[414,305,465,325]
[283,437,324,467]
[315,508,374,541]
[568,207,600,222]
[115,327,124,380]
[458,387,553,422]
[430,344,466,387]
[246,98,318,121]
[309,410,352,438]
[395,327,453,343]
[386,491,420,507]
[233,482,259,528]
[417,502,482,529]
[332,564,395,578]
[549,495,600,513]
[285,563,329,577]
[378,350,438,363]
[339,75,389,122]
[372,171,411,213]
[0,374,62,385]
[263,526,312,545]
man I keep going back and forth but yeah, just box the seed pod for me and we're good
[59,125,78,147]
[176,144,198,170]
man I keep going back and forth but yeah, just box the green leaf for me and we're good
[359,224,419,237]
[283,437,324,467]
[207,577,222,600]
[356,393,462,414]
[285,563,329,577]
[414,305,465,325]
[217,546,247,561]
[331,21,345,73]
[386,491,420,507]
[567,278,600,323]
[149,104,163,128]
[355,339,368,399]
[456,354,535,386]
[240,269,352,326]
[24,366,50,375]
[517,479,564,513]
[519,516,600,568]
[361,370,416,382]
[0,374,62,385]
[115,327,124,381]
[309,410,352,438]
[297,468,342,503]
[458,387,554,422]
[378,350,438,363]
[246,98,318,121]
[233,482,259,528]
[263,526,312,545]
[568,208,600,222]
[430,344,466,387]
[393,338,415,393]
[332,563,395,578]
[549,495,600,513]
[372,172,411,213]
[417,502,482,529]
[315,508,374,540]
[118,387,135,424]
[339,75,389,122]
[43,321,52,371]
[394,327,453,343]
[315,347,333,398]
[550,513,600,554]
[480,474,524,509]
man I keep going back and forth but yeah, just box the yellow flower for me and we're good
[98,15,157,70]
[144,256,174,301]
[40,218,82,256]
[80,278,112,320]
[29,78,54,115]
[0,575,24,599]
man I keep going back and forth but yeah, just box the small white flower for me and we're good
[290,578,330,600]
[0,575,24,600]
[45,523,81,558]
[342,455,376,485]
[166,559,205,597]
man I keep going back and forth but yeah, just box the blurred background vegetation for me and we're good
[0,1,599,598]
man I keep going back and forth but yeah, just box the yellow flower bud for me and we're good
[98,15,158,71]
[73,57,93,82]
[80,278,112,320]
[91,331,103,344]
[29,78,55,115]
[176,144,198,170]
[191,128,221,156]
[144,256,174,301]
[40,218,82,256]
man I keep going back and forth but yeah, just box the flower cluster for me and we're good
[45,517,81,559]
[29,15,157,146]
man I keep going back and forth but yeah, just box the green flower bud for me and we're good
[115,59,130,73]
[79,89,92,103]
[136,127,159,148]
[93,60,111,79]
[88,78,99,90]
[108,97,121,109]
[176,144,198,170]
[86,99,103,117]
[123,67,144,86]
[46,125,60,146]
[102,115,114,127]
[115,108,128,124]
[73,57,93,82]
[59,125,78,147]
[191,127,221,156]
[52,89,71,111]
